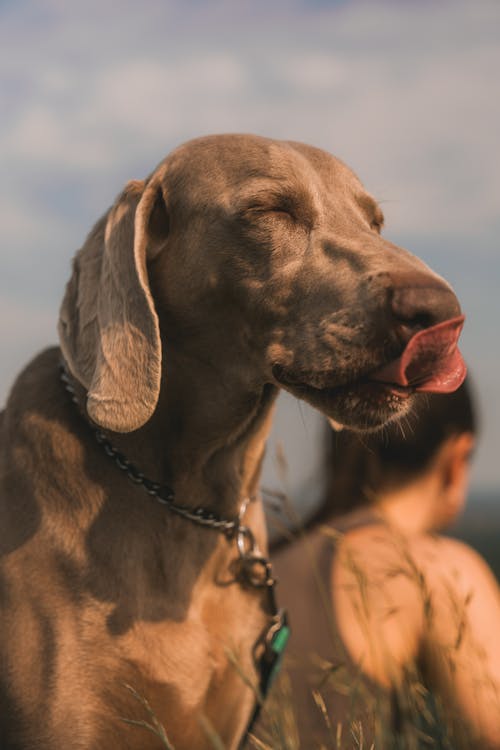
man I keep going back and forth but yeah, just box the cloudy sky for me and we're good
[1,0,499,500]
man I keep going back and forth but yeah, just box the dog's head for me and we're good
[59,134,465,434]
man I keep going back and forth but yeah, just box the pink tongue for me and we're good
[371,315,467,393]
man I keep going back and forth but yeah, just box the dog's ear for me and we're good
[58,177,169,432]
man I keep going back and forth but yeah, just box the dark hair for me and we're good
[317,378,477,521]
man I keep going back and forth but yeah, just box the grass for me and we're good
[120,684,175,749]
[121,682,228,750]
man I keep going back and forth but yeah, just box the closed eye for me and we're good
[260,207,294,219]
[234,184,315,229]
[240,201,296,222]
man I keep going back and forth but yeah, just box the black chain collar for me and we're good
[59,363,275,588]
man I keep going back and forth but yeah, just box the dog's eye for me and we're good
[243,205,295,222]
[267,207,295,220]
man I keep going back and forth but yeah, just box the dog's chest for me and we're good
[110,563,268,748]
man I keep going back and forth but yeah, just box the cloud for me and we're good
[1,0,499,243]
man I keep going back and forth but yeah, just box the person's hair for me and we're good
[316,378,478,521]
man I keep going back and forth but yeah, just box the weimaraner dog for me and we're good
[0,134,465,750]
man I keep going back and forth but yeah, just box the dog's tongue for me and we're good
[371,315,466,393]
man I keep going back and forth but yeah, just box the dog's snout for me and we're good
[389,278,461,343]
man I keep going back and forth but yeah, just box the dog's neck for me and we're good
[101,357,279,520]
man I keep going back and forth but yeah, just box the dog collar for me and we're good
[61,363,253,537]
[60,363,279,590]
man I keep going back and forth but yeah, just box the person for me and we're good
[271,379,500,749]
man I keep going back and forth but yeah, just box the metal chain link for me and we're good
[59,362,276,587]
[60,364,241,536]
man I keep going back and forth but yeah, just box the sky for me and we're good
[1,0,499,507]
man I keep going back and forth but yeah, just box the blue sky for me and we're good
[1,0,499,497]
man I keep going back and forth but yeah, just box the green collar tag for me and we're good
[261,609,290,696]
[239,609,290,747]
[271,621,290,657]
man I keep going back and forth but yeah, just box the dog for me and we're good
[0,134,465,749]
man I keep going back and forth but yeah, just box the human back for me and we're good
[273,381,500,748]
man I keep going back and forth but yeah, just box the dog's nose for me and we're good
[389,274,461,344]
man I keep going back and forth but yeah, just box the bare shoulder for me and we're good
[336,523,495,582]
[415,536,500,643]
[410,535,500,600]
[432,535,495,573]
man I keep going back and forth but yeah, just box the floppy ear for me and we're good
[58,177,168,432]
